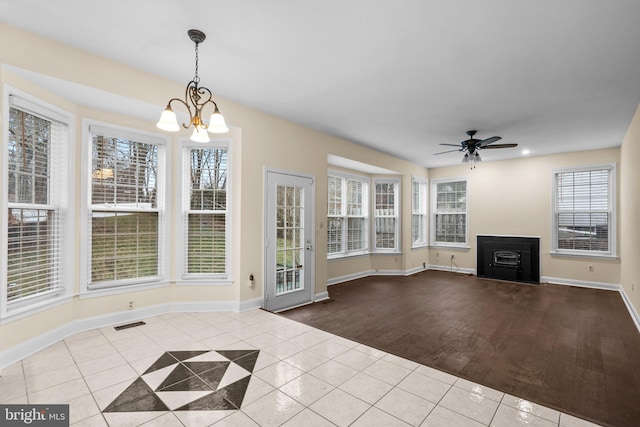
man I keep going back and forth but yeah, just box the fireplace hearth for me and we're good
[477,235,540,284]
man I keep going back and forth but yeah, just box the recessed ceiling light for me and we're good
[522,149,531,155]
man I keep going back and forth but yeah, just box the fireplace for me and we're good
[477,235,540,284]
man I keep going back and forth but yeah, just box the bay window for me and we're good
[3,94,71,315]
[327,173,369,257]
[88,124,165,289]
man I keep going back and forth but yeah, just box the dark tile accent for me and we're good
[143,353,180,375]
[156,364,196,391]
[217,376,251,408]
[104,350,258,415]
[233,352,260,373]
[107,392,170,412]
[167,350,210,361]
[216,350,259,362]
[183,361,229,376]
[104,378,166,412]
[175,391,237,411]
[159,375,211,392]
[198,363,230,389]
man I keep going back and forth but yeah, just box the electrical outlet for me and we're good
[423,262,426,269]
[451,254,455,261]
[588,265,594,272]
[128,301,134,310]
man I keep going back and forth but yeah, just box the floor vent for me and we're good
[114,321,146,331]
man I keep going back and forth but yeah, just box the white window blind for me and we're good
[89,126,163,288]
[327,173,368,256]
[6,98,69,305]
[183,146,229,277]
[432,178,467,245]
[412,177,428,247]
[554,166,614,254]
[374,179,400,251]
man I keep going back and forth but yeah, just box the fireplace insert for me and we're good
[477,236,539,284]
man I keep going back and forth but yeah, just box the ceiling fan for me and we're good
[434,130,517,166]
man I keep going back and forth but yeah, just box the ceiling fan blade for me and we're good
[478,136,502,147]
[482,143,518,149]
[433,149,463,155]
[439,143,462,147]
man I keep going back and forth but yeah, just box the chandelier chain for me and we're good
[194,41,200,84]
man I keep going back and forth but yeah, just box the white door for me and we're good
[264,171,314,312]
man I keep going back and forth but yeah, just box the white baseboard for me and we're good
[0,300,260,370]
[314,291,329,302]
[239,297,263,312]
[328,267,432,286]
[327,270,376,286]
[404,266,428,276]
[543,276,640,333]
[620,287,640,333]
[541,276,621,292]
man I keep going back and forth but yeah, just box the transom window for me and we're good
[553,165,615,256]
[431,178,468,246]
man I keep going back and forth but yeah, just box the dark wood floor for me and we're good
[280,270,640,427]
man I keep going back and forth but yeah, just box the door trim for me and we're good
[263,167,316,311]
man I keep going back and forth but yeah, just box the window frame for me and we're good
[551,164,616,258]
[80,120,169,295]
[178,139,233,284]
[1,87,74,320]
[327,170,369,259]
[430,177,469,248]
[372,177,401,253]
[411,176,429,248]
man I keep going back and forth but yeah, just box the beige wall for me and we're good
[0,23,636,360]
[0,24,428,354]
[621,104,640,315]
[428,148,621,284]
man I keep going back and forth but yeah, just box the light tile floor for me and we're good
[0,310,603,427]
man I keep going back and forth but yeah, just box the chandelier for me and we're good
[156,29,228,142]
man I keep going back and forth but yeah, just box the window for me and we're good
[431,178,468,246]
[374,178,400,251]
[327,173,368,257]
[411,177,428,248]
[553,165,615,256]
[183,143,230,278]
[88,125,165,289]
[3,95,70,313]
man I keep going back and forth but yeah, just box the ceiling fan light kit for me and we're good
[434,130,517,169]
[156,29,229,142]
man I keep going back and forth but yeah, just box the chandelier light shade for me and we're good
[156,29,228,142]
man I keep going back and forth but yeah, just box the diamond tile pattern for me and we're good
[7,310,606,426]
[104,350,258,413]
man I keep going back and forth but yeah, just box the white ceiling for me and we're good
[2,0,640,168]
